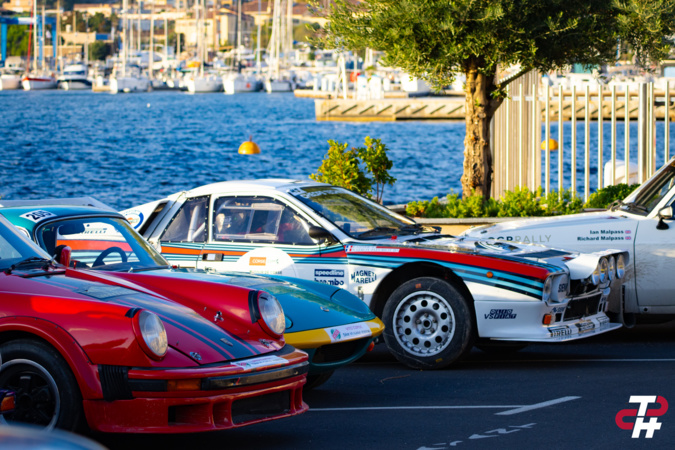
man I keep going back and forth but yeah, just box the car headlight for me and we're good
[542,277,553,302]
[133,310,168,360]
[616,254,626,279]
[251,291,286,337]
[590,263,600,285]
[599,258,609,284]
[607,256,616,281]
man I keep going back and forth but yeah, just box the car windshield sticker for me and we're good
[124,210,144,229]
[231,355,289,370]
[324,323,373,343]
[19,210,56,223]
[346,245,399,253]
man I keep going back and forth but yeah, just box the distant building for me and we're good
[175,7,254,50]
[73,2,119,16]
[1,0,30,13]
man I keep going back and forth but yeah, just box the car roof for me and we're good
[186,179,330,197]
[0,204,123,232]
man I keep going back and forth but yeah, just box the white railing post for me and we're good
[571,85,577,194]
[611,85,616,186]
[625,85,630,184]
[638,82,648,184]
[558,84,564,195]
[666,81,671,163]
[545,83,551,195]
[584,84,590,203]
[597,86,603,190]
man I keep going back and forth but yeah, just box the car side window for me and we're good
[212,196,314,245]
[161,196,209,243]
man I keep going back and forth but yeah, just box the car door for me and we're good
[632,198,675,310]
[197,194,348,285]
[157,195,209,268]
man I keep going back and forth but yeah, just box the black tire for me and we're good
[475,342,528,354]
[304,371,334,390]
[0,339,84,431]
[382,277,475,369]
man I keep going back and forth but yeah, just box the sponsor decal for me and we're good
[616,396,668,438]
[496,234,551,244]
[124,210,144,229]
[484,309,517,319]
[314,278,344,286]
[19,210,56,223]
[314,269,345,277]
[576,321,595,334]
[350,269,377,284]
[551,306,566,314]
[549,326,572,337]
[249,257,267,266]
[231,355,289,370]
[346,245,399,253]
[558,282,568,293]
[324,322,372,343]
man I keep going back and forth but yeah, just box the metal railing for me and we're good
[491,74,673,201]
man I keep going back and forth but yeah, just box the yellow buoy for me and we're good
[238,137,261,155]
[541,139,559,151]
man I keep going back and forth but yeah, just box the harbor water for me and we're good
[0,90,672,211]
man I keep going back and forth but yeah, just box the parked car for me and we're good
[0,201,384,389]
[463,156,675,325]
[124,179,630,369]
[0,213,308,432]
[0,424,106,450]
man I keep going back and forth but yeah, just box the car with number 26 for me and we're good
[124,179,630,369]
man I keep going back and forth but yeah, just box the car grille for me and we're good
[563,292,603,321]
[312,337,370,364]
[231,391,290,425]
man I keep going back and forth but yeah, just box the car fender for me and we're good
[0,317,102,400]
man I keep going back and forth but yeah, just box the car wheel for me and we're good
[304,371,334,390]
[0,339,84,431]
[382,277,475,369]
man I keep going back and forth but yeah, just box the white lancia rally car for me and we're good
[124,180,630,369]
[464,157,675,326]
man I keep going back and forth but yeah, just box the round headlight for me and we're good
[590,264,600,285]
[257,292,286,337]
[542,277,553,302]
[616,254,626,279]
[607,256,616,281]
[136,310,168,360]
[599,258,609,284]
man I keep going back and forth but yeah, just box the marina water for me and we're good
[0,90,671,210]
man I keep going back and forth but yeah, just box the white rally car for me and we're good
[124,180,629,369]
[464,157,675,325]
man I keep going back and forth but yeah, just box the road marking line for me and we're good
[471,358,675,363]
[311,405,524,412]
[496,396,581,416]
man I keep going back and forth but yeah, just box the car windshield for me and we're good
[36,216,169,271]
[0,214,53,271]
[620,159,675,214]
[289,186,423,239]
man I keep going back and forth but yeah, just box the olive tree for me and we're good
[315,0,675,199]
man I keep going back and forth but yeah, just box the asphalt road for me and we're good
[96,321,675,450]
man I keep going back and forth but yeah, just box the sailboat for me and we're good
[0,57,23,90]
[222,0,261,94]
[110,0,150,93]
[22,0,57,90]
[263,0,294,93]
[186,0,222,93]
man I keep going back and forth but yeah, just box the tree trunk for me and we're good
[461,61,501,200]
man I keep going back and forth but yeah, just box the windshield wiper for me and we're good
[614,201,649,214]
[4,257,55,275]
[127,265,171,273]
[357,227,399,238]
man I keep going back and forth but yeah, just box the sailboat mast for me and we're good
[32,0,37,71]
[236,0,241,72]
[122,0,127,75]
[256,0,260,73]
[149,1,154,79]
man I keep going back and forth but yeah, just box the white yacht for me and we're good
[57,63,92,90]
[22,72,57,90]
[110,64,150,93]
[223,72,261,94]
[0,68,22,90]
[185,72,222,93]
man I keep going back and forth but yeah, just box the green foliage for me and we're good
[310,140,371,195]
[311,137,396,202]
[406,184,636,218]
[356,137,396,203]
[6,25,30,57]
[585,183,640,209]
[89,41,112,62]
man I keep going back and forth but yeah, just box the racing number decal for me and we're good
[20,210,56,223]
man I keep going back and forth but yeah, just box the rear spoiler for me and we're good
[0,197,115,212]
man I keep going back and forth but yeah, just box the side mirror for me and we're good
[657,206,673,230]
[308,226,335,244]
[54,245,72,268]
